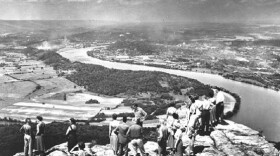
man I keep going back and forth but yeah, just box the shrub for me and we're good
[85,99,100,104]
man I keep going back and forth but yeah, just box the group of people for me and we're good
[109,104,148,156]
[20,88,225,156]
[156,88,225,156]
[20,116,46,156]
[20,116,88,156]
[109,88,225,156]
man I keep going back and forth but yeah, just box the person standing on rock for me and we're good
[66,118,78,154]
[216,88,225,123]
[208,90,217,127]
[176,103,189,127]
[126,118,146,156]
[175,127,189,156]
[166,103,177,127]
[115,116,129,156]
[132,104,147,127]
[200,95,213,134]
[157,119,169,156]
[167,113,180,155]
[109,114,120,156]
[20,118,33,156]
[187,96,202,130]
[35,116,45,156]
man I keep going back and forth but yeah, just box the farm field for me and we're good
[0,81,37,99]
[0,102,101,123]
[9,67,57,81]
[32,77,84,98]
[0,74,18,83]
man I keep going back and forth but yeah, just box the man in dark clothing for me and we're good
[157,119,169,156]
[126,119,146,156]
[116,116,130,156]
[201,95,213,134]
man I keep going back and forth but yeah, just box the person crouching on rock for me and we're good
[77,142,89,156]
[20,118,33,156]
[35,116,45,156]
[126,118,146,156]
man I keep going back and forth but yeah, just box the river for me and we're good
[58,47,280,141]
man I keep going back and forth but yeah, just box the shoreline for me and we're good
[83,47,280,93]
[108,59,280,92]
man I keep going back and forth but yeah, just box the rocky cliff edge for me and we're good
[14,120,279,156]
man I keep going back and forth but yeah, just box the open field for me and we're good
[0,51,129,123]
[32,77,83,98]
[0,102,101,123]
[0,81,37,99]
[9,67,57,81]
[0,74,18,83]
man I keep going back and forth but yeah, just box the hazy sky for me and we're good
[0,0,280,22]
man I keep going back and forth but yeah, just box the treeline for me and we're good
[23,47,212,97]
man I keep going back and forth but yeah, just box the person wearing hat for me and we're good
[66,118,78,153]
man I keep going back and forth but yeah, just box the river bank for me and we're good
[57,47,280,141]
[86,48,280,92]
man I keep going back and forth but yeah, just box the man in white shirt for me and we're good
[215,88,225,123]
[188,96,203,130]
[132,104,147,127]
[200,95,213,133]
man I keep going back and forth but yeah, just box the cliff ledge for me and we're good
[14,120,279,156]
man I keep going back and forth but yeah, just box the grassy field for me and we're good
[0,102,101,123]
[0,74,18,83]
[32,77,83,98]
[0,81,37,99]
[9,67,56,81]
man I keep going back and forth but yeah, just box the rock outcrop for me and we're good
[14,120,279,156]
